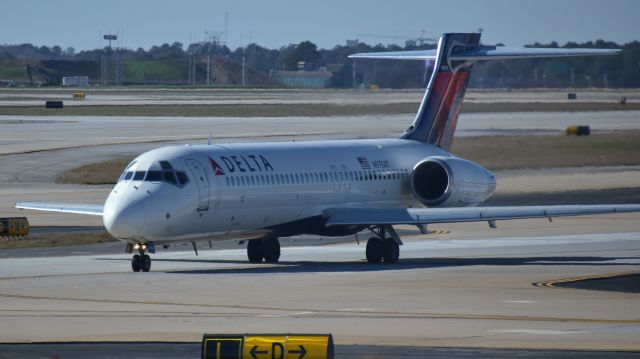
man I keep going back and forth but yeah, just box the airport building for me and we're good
[62,76,89,87]
[269,69,332,88]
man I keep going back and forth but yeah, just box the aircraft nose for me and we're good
[103,203,146,239]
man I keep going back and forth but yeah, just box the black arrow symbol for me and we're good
[250,345,268,359]
[288,345,307,359]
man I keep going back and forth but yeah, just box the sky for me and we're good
[2,0,639,51]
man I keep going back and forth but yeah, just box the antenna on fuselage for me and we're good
[207,132,213,145]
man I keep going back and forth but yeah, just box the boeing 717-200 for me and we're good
[16,33,640,272]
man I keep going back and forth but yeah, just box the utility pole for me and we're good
[241,32,246,86]
[102,33,117,85]
[352,59,357,88]
[242,45,246,86]
[204,31,224,86]
[206,54,211,85]
[224,12,228,45]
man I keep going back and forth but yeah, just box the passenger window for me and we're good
[133,171,145,181]
[176,171,189,186]
[163,171,177,185]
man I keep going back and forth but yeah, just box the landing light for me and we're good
[133,243,147,251]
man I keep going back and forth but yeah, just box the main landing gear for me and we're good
[247,237,281,263]
[365,226,400,264]
[129,243,153,272]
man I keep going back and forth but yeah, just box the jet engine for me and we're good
[410,156,496,207]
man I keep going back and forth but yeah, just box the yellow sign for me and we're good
[0,217,29,237]
[202,334,333,359]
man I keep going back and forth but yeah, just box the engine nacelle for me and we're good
[410,156,496,207]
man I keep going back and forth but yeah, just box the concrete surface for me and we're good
[1,342,638,358]
[0,215,639,350]
[0,88,637,107]
[2,111,640,155]
[1,90,639,353]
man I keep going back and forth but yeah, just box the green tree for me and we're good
[282,41,322,70]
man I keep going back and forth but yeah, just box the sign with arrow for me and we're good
[202,333,333,359]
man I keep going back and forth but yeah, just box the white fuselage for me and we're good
[103,138,452,244]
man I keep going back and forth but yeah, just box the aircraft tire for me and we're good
[263,238,281,263]
[247,239,264,263]
[382,238,399,264]
[141,254,151,272]
[131,254,142,272]
[366,237,383,263]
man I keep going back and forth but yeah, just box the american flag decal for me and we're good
[357,157,371,170]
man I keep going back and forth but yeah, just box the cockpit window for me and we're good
[145,171,162,182]
[163,171,177,185]
[118,161,138,182]
[176,171,189,186]
[159,161,173,170]
[120,160,189,188]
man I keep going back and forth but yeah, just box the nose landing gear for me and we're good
[132,253,151,272]
[127,242,154,272]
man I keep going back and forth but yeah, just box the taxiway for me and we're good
[0,216,639,350]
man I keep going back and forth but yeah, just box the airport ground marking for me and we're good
[532,271,640,288]
[0,291,638,325]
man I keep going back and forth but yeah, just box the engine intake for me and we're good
[411,156,496,207]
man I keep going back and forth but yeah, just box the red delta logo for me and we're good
[209,157,226,176]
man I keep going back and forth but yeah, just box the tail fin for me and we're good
[403,33,479,149]
[349,33,619,150]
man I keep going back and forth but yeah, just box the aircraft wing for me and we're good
[324,205,640,227]
[348,47,619,61]
[15,202,104,216]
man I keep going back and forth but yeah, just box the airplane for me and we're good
[16,33,640,272]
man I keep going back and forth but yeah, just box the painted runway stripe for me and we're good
[532,271,640,288]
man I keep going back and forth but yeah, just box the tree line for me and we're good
[1,38,638,88]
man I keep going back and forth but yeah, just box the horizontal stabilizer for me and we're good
[348,47,620,61]
[15,202,104,216]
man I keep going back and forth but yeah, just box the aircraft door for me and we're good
[186,159,210,211]
[330,165,340,192]
[341,164,351,192]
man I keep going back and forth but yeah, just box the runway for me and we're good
[1,215,639,350]
[2,111,639,155]
[0,88,637,107]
